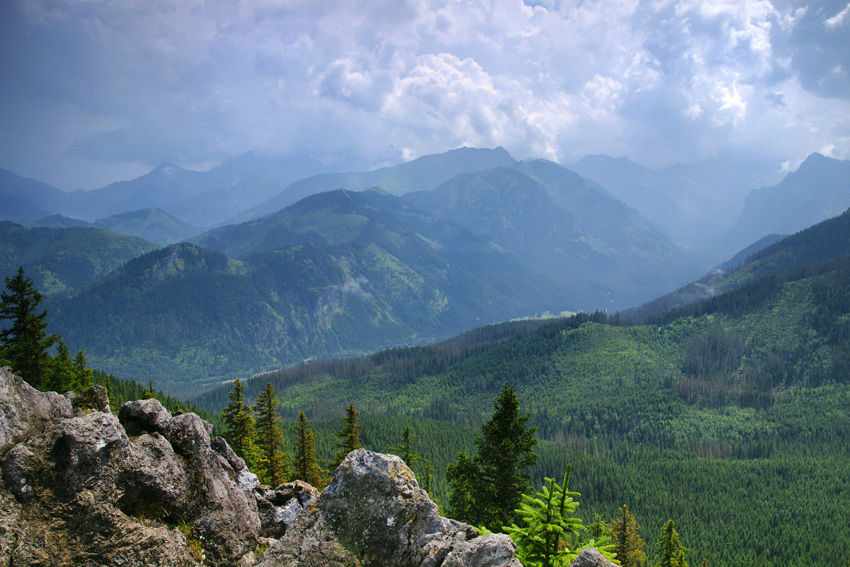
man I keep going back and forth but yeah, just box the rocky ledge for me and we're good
[0,367,610,567]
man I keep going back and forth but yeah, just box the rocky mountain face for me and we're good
[0,367,616,567]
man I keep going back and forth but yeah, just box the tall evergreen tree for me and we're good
[221,378,255,464]
[46,337,73,393]
[292,411,327,489]
[504,466,584,567]
[254,382,288,486]
[73,350,93,391]
[657,520,689,567]
[392,424,422,467]
[0,266,57,388]
[608,504,647,567]
[332,403,362,469]
[447,384,538,531]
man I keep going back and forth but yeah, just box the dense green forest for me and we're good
[194,251,850,567]
[0,221,157,297]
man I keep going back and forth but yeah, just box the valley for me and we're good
[2,147,850,567]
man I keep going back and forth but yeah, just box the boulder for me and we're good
[0,366,72,453]
[73,384,111,413]
[118,398,174,437]
[255,481,320,538]
[0,368,262,567]
[258,449,522,567]
[569,548,618,567]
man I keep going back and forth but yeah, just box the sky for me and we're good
[1,0,849,191]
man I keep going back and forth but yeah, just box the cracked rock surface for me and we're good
[258,449,522,567]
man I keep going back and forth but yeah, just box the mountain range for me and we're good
[0,221,157,297]
[2,146,849,397]
[189,200,850,567]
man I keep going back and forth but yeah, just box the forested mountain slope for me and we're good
[229,146,517,223]
[404,160,709,308]
[625,205,850,319]
[48,196,567,395]
[726,152,850,253]
[193,249,850,567]
[0,221,158,297]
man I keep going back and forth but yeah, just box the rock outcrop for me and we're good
[569,548,618,567]
[0,367,260,566]
[258,449,522,567]
[0,367,525,567]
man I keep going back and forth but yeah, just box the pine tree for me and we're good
[73,350,93,391]
[447,384,538,531]
[657,520,689,567]
[392,424,422,468]
[46,337,73,393]
[221,378,256,464]
[504,466,583,567]
[446,452,478,522]
[254,382,288,486]
[608,504,647,567]
[142,379,157,400]
[293,411,327,489]
[332,403,362,469]
[0,266,57,388]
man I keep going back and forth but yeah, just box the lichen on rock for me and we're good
[258,449,522,567]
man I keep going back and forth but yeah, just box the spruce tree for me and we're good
[504,466,584,567]
[73,350,93,391]
[293,411,327,489]
[332,403,362,469]
[0,266,57,388]
[221,378,256,463]
[657,520,689,567]
[46,337,73,393]
[254,382,288,486]
[609,504,647,567]
[447,384,538,531]
[392,424,422,468]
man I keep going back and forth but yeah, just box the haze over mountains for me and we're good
[2,146,850,394]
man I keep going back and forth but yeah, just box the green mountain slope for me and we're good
[93,208,200,245]
[231,146,517,223]
[626,205,850,319]
[192,251,850,567]
[0,222,158,297]
[49,195,568,395]
[404,161,709,309]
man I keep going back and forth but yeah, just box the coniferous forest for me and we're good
[3,177,850,567]
[189,249,850,567]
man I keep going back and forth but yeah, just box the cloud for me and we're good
[0,0,849,189]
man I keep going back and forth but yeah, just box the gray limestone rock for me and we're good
[118,397,174,437]
[255,481,320,538]
[258,449,522,567]
[0,369,262,567]
[0,366,72,453]
[569,548,618,567]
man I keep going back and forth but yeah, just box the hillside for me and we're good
[404,160,709,309]
[0,222,158,297]
[93,208,201,245]
[624,205,850,319]
[193,250,850,567]
[48,205,566,395]
[0,169,73,222]
[230,146,516,223]
[568,154,781,250]
[725,153,850,253]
